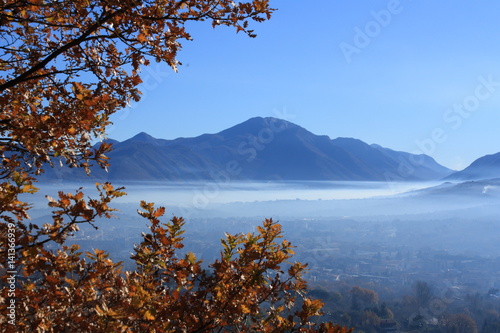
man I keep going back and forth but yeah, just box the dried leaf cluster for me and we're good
[0,1,351,332]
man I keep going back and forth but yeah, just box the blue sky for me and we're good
[109,0,500,170]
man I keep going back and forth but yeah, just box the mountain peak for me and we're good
[126,132,160,145]
[217,117,300,138]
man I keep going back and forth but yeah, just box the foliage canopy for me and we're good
[0,0,272,175]
[0,1,351,332]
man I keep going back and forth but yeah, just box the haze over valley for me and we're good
[34,116,500,260]
[30,116,500,331]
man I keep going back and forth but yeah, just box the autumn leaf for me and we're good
[137,32,147,42]
[143,310,155,321]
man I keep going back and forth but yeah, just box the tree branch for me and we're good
[0,9,124,92]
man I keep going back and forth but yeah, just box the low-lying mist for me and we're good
[26,178,500,324]
[28,179,500,258]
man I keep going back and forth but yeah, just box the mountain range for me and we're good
[41,117,497,182]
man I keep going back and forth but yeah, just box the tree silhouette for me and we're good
[414,280,433,308]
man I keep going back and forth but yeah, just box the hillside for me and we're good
[40,117,454,182]
[445,152,500,181]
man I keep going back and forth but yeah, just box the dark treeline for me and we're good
[309,279,500,333]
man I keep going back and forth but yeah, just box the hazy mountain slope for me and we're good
[370,144,453,180]
[39,117,454,182]
[445,152,500,181]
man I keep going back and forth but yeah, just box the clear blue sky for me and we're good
[108,0,500,171]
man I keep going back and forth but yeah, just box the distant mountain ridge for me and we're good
[445,152,500,181]
[41,117,454,182]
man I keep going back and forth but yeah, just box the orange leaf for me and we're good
[143,310,155,320]
[137,33,147,42]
